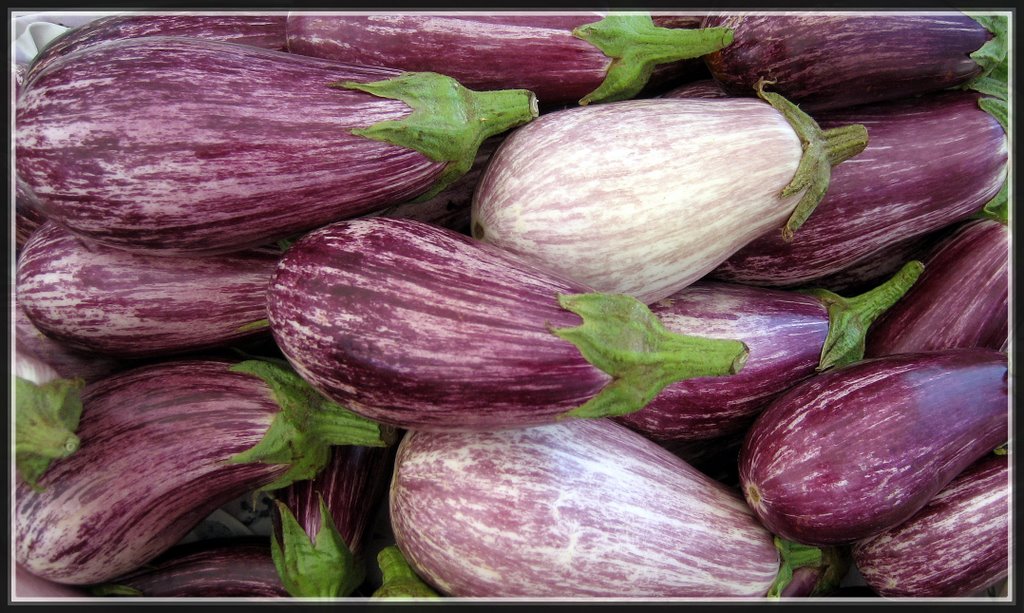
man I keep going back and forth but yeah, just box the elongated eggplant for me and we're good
[390,419,780,597]
[853,454,1009,597]
[471,88,868,303]
[17,36,537,255]
[702,13,1004,112]
[866,219,1008,356]
[285,13,729,107]
[15,563,87,598]
[15,297,124,383]
[17,221,278,358]
[268,217,747,431]
[16,175,45,252]
[739,349,1008,546]
[15,359,389,584]
[712,89,1007,287]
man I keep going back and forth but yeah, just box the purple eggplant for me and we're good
[285,13,730,106]
[14,359,389,585]
[267,217,748,431]
[16,36,537,256]
[712,89,1007,287]
[853,454,1009,597]
[17,221,279,358]
[866,218,1008,357]
[702,13,1003,112]
[739,349,1008,546]
[14,297,124,383]
[16,175,46,252]
[390,418,781,597]
[15,564,87,598]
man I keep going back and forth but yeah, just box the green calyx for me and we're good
[994,443,1008,456]
[551,293,749,420]
[372,545,440,598]
[89,584,144,597]
[333,72,538,202]
[809,546,852,597]
[964,37,1009,226]
[228,360,393,492]
[755,79,870,241]
[271,495,364,598]
[15,376,85,490]
[801,260,925,372]
[236,318,270,333]
[966,15,1008,86]
[766,537,824,599]
[572,14,733,105]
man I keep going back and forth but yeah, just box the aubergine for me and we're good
[853,454,1009,597]
[16,175,45,252]
[866,219,1008,357]
[712,89,1007,287]
[15,564,87,598]
[14,297,124,383]
[267,217,748,431]
[702,13,1005,112]
[16,36,537,255]
[14,359,389,585]
[390,418,781,597]
[739,349,1008,546]
[470,87,868,303]
[17,221,279,358]
[285,13,728,107]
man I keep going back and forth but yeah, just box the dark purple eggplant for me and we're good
[268,217,748,431]
[702,13,1003,112]
[17,221,278,358]
[14,359,389,585]
[285,13,730,106]
[739,349,1008,546]
[16,36,537,255]
[92,537,288,598]
[712,89,1007,287]
[778,546,850,598]
[14,296,125,383]
[866,218,1008,357]
[854,454,1009,597]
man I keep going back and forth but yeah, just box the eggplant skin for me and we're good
[739,349,1008,546]
[853,454,1009,597]
[866,219,1008,356]
[703,13,990,112]
[391,419,780,597]
[16,36,444,256]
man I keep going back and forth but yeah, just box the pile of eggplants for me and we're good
[12,9,1010,602]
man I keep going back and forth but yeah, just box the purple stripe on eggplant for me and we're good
[16,174,46,252]
[390,419,780,597]
[17,221,278,358]
[853,454,1009,597]
[739,349,1008,546]
[712,89,1007,287]
[702,13,991,112]
[15,296,125,383]
[660,77,732,99]
[866,219,1008,356]
[15,360,290,584]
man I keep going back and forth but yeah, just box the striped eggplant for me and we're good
[866,219,1009,357]
[853,454,1009,597]
[470,88,868,303]
[14,359,389,584]
[614,261,922,441]
[739,349,1008,546]
[702,13,1005,112]
[390,418,782,597]
[92,537,288,598]
[17,221,279,358]
[23,13,288,84]
[285,13,729,107]
[15,297,124,383]
[16,36,537,255]
[16,175,45,252]
[711,89,1007,287]
[268,217,748,431]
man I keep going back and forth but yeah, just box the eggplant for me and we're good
[853,454,1009,597]
[614,261,922,441]
[15,296,124,383]
[268,217,747,431]
[470,88,868,303]
[702,13,1004,112]
[390,418,781,597]
[285,13,730,107]
[15,563,87,598]
[17,221,279,358]
[16,36,537,255]
[866,218,1008,356]
[712,89,1007,287]
[92,537,288,598]
[739,349,1008,546]
[16,175,45,252]
[14,359,389,584]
